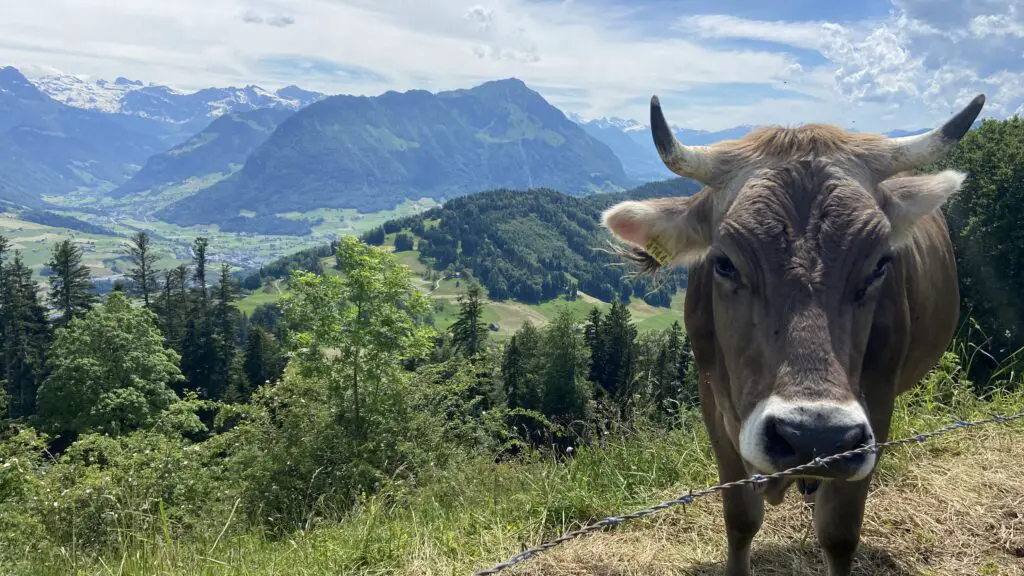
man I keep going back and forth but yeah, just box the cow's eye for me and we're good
[854,255,891,302]
[713,255,739,282]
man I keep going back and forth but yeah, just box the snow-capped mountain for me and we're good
[28,70,327,136]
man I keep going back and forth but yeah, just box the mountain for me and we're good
[31,71,327,141]
[573,115,755,182]
[573,115,952,183]
[111,107,294,199]
[0,66,168,207]
[154,78,634,234]
[251,176,701,307]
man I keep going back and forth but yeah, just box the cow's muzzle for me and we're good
[739,396,877,481]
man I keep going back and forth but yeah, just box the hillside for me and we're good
[154,78,634,232]
[241,177,702,335]
[0,66,168,206]
[392,177,699,305]
[111,107,293,199]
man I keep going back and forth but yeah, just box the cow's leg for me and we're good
[813,391,897,576]
[708,412,764,576]
[811,475,870,576]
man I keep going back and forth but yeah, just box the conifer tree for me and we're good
[125,231,159,307]
[449,281,488,357]
[47,239,97,326]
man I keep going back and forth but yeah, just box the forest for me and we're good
[247,177,701,308]
[0,116,1021,574]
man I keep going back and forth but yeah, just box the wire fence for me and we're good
[471,409,1024,575]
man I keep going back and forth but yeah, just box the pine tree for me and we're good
[449,281,488,357]
[583,307,603,383]
[502,321,542,411]
[125,231,160,307]
[210,264,242,399]
[1,249,50,418]
[242,326,283,395]
[678,330,698,406]
[596,300,638,408]
[47,239,97,326]
[653,321,684,412]
[539,307,592,429]
[191,237,210,307]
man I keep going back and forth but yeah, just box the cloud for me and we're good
[674,14,833,51]
[240,8,295,27]
[1,0,1022,132]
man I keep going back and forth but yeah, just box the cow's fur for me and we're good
[602,96,984,576]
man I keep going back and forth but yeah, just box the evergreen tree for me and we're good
[540,307,592,429]
[449,282,488,357]
[653,321,685,413]
[678,329,697,406]
[502,321,541,411]
[46,239,97,326]
[1,250,50,418]
[125,231,159,307]
[393,232,415,252]
[179,318,217,397]
[191,237,210,307]
[595,300,637,406]
[211,264,244,399]
[242,326,283,395]
[584,307,603,383]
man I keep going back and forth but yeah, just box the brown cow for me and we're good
[601,94,985,576]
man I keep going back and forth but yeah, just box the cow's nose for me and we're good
[762,412,873,477]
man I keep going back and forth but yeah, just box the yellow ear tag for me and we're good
[643,237,673,266]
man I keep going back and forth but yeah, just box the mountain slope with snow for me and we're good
[28,70,327,141]
[0,66,168,207]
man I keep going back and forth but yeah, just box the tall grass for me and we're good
[4,345,1023,576]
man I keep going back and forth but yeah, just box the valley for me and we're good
[0,64,949,337]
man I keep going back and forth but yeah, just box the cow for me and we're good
[600,94,985,576]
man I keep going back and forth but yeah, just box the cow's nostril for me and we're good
[763,416,798,462]
[762,414,872,471]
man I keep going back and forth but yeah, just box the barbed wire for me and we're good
[472,409,1024,575]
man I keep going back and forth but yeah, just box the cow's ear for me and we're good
[879,170,966,245]
[601,193,713,267]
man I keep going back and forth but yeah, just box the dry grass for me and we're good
[498,427,1024,576]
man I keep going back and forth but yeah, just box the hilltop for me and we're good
[154,78,634,232]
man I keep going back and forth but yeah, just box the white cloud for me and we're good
[673,14,834,51]
[1,0,1022,131]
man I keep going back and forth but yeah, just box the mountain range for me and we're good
[0,66,167,208]
[568,114,756,181]
[153,78,633,232]
[1,64,947,237]
[31,71,325,142]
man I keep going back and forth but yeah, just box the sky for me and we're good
[3,0,1024,131]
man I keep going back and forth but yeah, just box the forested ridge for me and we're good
[0,117,1022,575]
[248,176,701,307]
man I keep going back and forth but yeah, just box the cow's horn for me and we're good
[884,94,985,177]
[651,95,715,184]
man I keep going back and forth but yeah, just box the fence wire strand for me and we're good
[472,409,1024,575]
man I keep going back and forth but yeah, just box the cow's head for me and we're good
[602,95,984,482]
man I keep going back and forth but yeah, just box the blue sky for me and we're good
[3,0,1023,131]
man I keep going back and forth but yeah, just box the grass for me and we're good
[0,198,437,286]
[9,384,1024,576]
